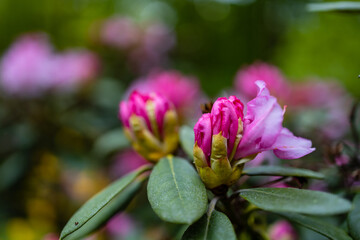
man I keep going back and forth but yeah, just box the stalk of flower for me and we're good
[119,91,179,162]
[194,81,315,189]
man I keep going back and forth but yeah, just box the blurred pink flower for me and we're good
[127,70,202,120]
[0,33,99,97]
[0,34,53,97]
[106,213,136,238]
[99,16,175,74]
[289,80,351,140]
[269,221,297,240]
[49,50,99,92]
[110,149,148,178]
[100,17,140,49]
[235,62,290,100]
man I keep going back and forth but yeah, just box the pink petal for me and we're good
[194,113,212,162]
[273,128,315,159]
[235,81,283,159]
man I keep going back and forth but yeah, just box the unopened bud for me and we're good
[119,91,179,162]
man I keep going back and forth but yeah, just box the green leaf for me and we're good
[278,213,352,240]
[307,2,360,13]
[147,156,208,224]
[179,126,195,159]
[348,193,360,240]
[182,210,236,240]
[239,188,351,215]
[60,165,151,240]
[242,166,324,179]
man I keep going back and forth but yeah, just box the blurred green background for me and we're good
[0,0,359,240]
[1,0,359,97]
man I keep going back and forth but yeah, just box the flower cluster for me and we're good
[100,16,175,73]
[193,81,315,188]
[127,70,202,120]
[0,33,99,97]
[119,91,179,162]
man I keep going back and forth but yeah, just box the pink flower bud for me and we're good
[269,221,297,240]
[194,81,315,189]
[119,91,179,162]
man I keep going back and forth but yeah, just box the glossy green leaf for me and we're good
[278,213,352,240]
[182,210,236,240]
[60,165,151,240]
[348,193,360,240]
[180,126,195,158]
[147,156,207,224]
[243,166,324,179]
[239,188,351,215]
[307,2,360,13]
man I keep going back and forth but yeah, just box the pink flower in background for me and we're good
[128,70,202,120]
[101,17,140,49]
[129,22,175,73]
[110,149,148,178]
[289,80,351,140]
[0,34,53,97]
[99,16,175,74]
[106,213,136,238]
[235,62,290,100]
[269,221,297,240]
[0,33,99,97]
[49,50,99,92]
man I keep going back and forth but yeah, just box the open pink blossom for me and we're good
[235,62,290,100]
[194,81,315,188]
[269,221,297,240]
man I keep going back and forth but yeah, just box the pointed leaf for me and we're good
[239,188,351,215]
[180,126,195,158]
[182,210,236,240]
[147,156,207,224]
[243,166,324,179]
[278,213,352,240]
[60,165,151,240]
[348,193,360,240]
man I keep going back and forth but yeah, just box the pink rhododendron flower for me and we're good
[119,91,179,162]
[0,33,99,97]
[235,62,290,100]
[0,34,53,97]
[110,149,148,178]
[100,17,140,49]
[194,81,315,188]
[99,16,175,74]
[127,70,202,120]
[49,50,99,92]
[289,80,351,140]
[269,221,297,240]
